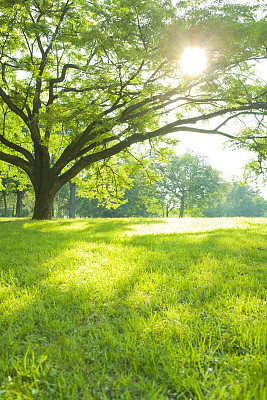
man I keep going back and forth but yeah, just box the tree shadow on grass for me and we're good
[0,219,266,399]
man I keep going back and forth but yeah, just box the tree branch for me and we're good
[76,135,120,157]
[170,127,235,139]
[47,63,83,105]
[118,83,211,122]
[0,87,30,127]
[140,103,267,141]
[53,102,267,185]
[32,0,72,113]
[0,135,34,163]
[0,151,33,178]
[101,60,145,116]
[1,63,9,87]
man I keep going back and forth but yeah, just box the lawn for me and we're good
[0,218,266,399]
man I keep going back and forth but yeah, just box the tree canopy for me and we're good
[0,0,267,218]
[203,181,267,217]
[154,152,225,217]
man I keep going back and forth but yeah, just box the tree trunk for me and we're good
[32,176,59,220]
[179,195,185,218]
[15,190,24,217]
[160,190,165,217]
[69,181,76,218]
[32,189,56,219]
[31,144,60,220]
[2,190,8,217]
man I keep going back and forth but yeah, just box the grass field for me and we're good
[0,217,266,400]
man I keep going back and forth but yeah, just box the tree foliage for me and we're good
[0,0,266,218]
[153,152,226,217]
[230,125,267,188]
[203,181,267,217]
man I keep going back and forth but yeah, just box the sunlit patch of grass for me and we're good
[0,217,266,399]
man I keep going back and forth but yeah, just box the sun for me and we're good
[180,47,207,76]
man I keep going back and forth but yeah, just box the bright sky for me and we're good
[169,0,267,199]
[175,107,267,200]
[175,131,267,193]
[175,56,267,199]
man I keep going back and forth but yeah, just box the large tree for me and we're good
[0,0,266,219]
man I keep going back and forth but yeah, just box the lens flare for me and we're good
[180,47,207,76]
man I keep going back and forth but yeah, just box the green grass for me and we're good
[0,217,266,400]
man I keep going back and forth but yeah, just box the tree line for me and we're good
[1,153,266,218]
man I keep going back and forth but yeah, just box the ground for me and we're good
[0,218,266,399]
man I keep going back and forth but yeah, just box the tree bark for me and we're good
[166,204,169,218]
[31,143,60,220]
[69,181,76,218]
[2,190,8,217]
[32,169,59,220]
[15,190,24,217]
[179,195,185,218]
[160,190,165,217]
[32,188,56,219]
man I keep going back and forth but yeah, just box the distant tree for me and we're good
[0,176,16,217]
[0,185,8,217]
[14,186,24,217]
[53,184,69,218]
[0,164,32,217]
[69,181,76,218]
[0,177,31,217]
[229,124,267,187]
[154,153,225,217]
[51,154,163,218]
[106,170,161,217]
[203,182,267,217]
[70,168,161,218]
